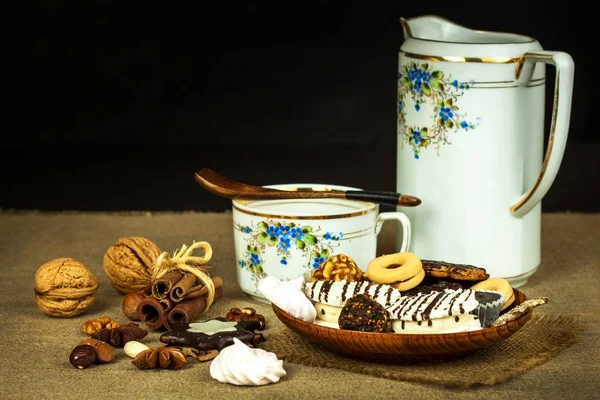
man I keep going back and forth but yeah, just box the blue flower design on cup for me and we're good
[312,256,326,269]
[236,220,344,285]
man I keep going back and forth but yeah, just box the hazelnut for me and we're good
[34,258,99,318]
[121,291,148,320]
[69,344,97,369]
[103,237,161,294]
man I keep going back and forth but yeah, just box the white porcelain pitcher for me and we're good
[395,15,574,287]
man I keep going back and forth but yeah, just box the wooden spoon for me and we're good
[194,168,421,207]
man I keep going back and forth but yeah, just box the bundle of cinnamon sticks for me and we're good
[135,271,223,330]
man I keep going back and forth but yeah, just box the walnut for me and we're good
[132,347,187,370]
[103,237,161,294]
[92,322,148,347]
[225,307,266,330]
[81,316,120,335]
[34,258,99,318]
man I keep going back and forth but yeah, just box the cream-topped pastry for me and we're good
[304,280,402,308]
[210,338,286,386]
[258,276,316,322]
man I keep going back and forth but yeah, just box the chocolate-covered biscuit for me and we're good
[403,280,463,295]
[159,317,264,354]
[338,294,390,333]
[421,260,489,282]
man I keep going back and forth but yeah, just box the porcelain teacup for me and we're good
[232,184,411,302]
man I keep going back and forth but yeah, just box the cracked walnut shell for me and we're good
[103,236,161,294]
[34,258,99,318]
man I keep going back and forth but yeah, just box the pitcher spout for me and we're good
[400,15,535,44]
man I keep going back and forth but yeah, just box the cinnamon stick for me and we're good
[184,276,224,299]
[136,297,167,330]
[159,298,174,312]
[152,270,184,299]
[164,286,223,330]
[169,272,198,302]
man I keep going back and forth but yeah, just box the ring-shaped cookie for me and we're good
[470,278,515,310]
[366,252,423,284]
[390,268,425,291]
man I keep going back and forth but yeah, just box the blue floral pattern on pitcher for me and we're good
[398,62,480,159]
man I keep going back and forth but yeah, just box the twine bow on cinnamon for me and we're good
[151,241,216,311]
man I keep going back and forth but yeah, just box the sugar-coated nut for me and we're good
[34,258,99,318]
[311,254,364,282]
[124,341,150,358]
[69,344,97,369]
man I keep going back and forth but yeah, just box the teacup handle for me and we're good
[375,212,411,252]
[510,51,575,218]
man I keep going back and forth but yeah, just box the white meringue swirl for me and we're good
[258,275,317,322]
[210,338,286,386]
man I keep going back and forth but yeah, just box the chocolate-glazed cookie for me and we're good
[338,294,391,333]
[403,279,463,295]
[421,260,489,282]
[159,317,264,354]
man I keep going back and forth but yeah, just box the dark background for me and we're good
[2,1,597,212]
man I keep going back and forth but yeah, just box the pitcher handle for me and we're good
[375,212,411,252]
[510,51,575,217]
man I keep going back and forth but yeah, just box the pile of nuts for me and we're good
[69,316,148,369]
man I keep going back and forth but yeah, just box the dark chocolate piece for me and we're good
[159,318,264,353]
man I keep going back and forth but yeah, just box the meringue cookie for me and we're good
[210,338,286,386]
[258,275,316,322]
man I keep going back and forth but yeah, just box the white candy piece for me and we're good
[258,276,316,322]
[123,341,149,358]
[210,338,286,386]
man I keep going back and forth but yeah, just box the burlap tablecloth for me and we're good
[0,211,598,399]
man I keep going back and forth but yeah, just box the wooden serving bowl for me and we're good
[272,288,532,363]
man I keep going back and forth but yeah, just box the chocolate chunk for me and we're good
[159,317,264,353]
[338,294,390,333]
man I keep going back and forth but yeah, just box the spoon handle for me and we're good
[345,190,421,207]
